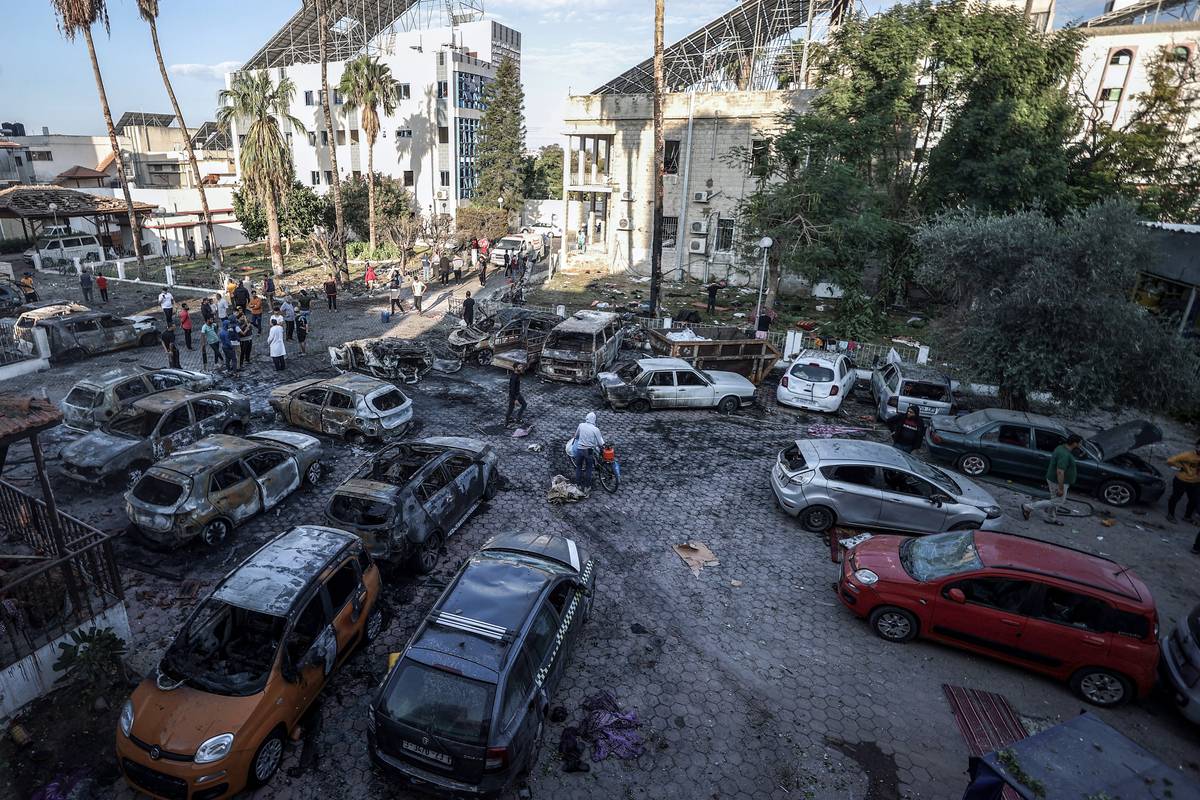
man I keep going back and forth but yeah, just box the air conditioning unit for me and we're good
[435,190,448,201]
[619,190,634,202]
[617,218,633,231]
[693,191,710,203]
[690,220,708,235]
[688,239,706,253]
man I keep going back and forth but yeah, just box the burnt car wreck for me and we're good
[448,307,563,369]
[330,337,435,384]
[270,373,413,442]
[325,437,500,572]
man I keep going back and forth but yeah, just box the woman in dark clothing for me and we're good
[889,406,926,453]
[237,313,254,367]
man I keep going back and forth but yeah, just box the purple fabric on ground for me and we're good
[579,691,645,761]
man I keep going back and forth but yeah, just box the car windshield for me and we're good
[328,494,394,527]
[65,387,102,408]
[616,362,642,381]
[899,531,982,581]
[383,660,494,745]
[545,331,594,352]
[132,474,188,507]
[108,409,162,438]
[901,453,959,495]
[368,389,408,412]
[790,362,834,382]
[498,238,523,249]
[159,598,285,696]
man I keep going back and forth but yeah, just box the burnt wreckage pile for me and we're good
[330,337,436,384]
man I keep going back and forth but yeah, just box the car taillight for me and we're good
[829,385,839,396]
[887,397,898,408]
[485,746,508,771]
[781,375,789,388]
[931,431,944,445]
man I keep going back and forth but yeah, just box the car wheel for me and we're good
[304,461,323,487]
[717,395,739,415]
[869,607,919,643]
[483,470,500,500]
[799,505,836,532]
[1070,667,1132,707]
[363,601,385,643]
[1098,479,1135,508]
[629,398,650,413]
[125,461,151,492]
[247,730,285,788]
[60,347,86,363]
[412,531,444,575]
[956,453,990,477]
[139,333,158,347]
[201,518,232,547]
[475,349,494,366]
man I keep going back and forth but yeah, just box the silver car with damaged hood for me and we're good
[770,438,1004,534]
[599,357,756,413]
[61,366,215,431]
[270,373,413,442]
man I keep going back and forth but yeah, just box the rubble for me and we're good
[329,337,435,384]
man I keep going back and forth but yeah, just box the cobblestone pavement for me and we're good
[5,269,1200,800]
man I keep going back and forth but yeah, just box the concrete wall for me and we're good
[77,186,248,256]
[6,134,111,183]
[1077,23,1200,129]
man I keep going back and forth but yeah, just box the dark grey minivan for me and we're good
[368,532,595,795]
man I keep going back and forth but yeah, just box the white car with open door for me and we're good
[776,349,856,413]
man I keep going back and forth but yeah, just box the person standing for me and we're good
[505,364,527,426]
[200,296,215,326]
[1165,439,1200,524]
[237,312,254,367]
[297,288,313,314]
[412,276,426,313]
[573,411,605,494]
[706,279,723,313]
[79,269,94,303]
[1021,434,1082,526]
[215,292,229,324]
[19,272,37,303]
[462,291,476,327]
[281,297,296,340]
[186,236,196,261]
[247,292,263,334]
[262,274,276,309]
[324,274,338,311]
[232,281,250,312]
[365,262,377,292]
[201,318,221,369]
[478,252,488,286]
[420,252,432,281]
[268,319,287,371]
[219,321,239,374]
[389,275,403,315]
[755,307,774,340]
[225,275,238,301]
[452,253,464,281]
[161,323,181,368]
[95,272,108,303]
[295,312,309,355]
[439,252,451,286]
[158,289,175,327]
[179,303,194,350]
[888,406,926,454]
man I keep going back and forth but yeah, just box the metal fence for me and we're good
[0,318,37,367]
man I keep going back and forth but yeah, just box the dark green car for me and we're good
[924,409,1165,507]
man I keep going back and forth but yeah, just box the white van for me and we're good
[27,235,104,266]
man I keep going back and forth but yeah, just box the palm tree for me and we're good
[649,0,665,314]
[217,71,304,276]
[339,56,399,251]
[51,0,145,273]
[136,0,222,269]
[312,0,347,280]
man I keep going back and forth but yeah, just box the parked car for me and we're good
[325,436,500,571]
[539,310,623,383]
[447,307,563,368]
[776,349,857,413]
[836,529,1159,707]
[61,366,215,431]
[116,526,384,800]
[770,438,1003,533]
[328,337,435,384]
[1160,602,1200,725]
[599,357,756,413]
[523,221,562,238]
[60,389,251,488]
[125,431,325,548]
[368,532,595,794]
[925,410,1165,507]
[24,233,104,264]
[0,280,25,316]
[270,373,412,442]
[14,305,158,362]
[870,362,954,421]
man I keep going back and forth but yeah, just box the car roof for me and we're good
[636,357,692,370]
[555,310,618,333]
[797,438,910,468]
[889,363,950,382]
[130,388,196,412]
[326,372,392,392]
[212,526,355,616]
[22,305,95,322]
[789,349,841,364]
[77,366,148,388]
[151,434,264,475]
[974,531,1149,605]
[968,408,1063,429]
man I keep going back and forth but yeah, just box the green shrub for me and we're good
[52,626,127,701]
[0,237,31,255]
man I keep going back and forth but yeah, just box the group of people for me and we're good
[77,268,109,304]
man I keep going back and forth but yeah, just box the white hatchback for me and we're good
[776,349,856,413]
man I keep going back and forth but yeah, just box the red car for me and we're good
[837,530,1159,706]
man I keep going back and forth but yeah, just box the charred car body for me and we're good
[14,304,159,362]
[325,437,500,572]
[125,431,325,548]
[62,366,215,431]
[448,307,563,368]
[330,337,434,384]
[116,526,384,800]
[60,389,252,488]
[0,281,25,316]
[599,357,757,413]
[270,374,412,442]
[538,310,623,384]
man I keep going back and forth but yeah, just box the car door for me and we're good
[207,460,264,522]
[930,577,1035,659]
[192,398,229,437]
[838,357,857,398]
[245,448,301,510]
[977,422,1035,477]
[1015,583,1113,675]
[322,556,368,665]
[69,318,104,353]
[498,645,541,771]
[416,460,460,534]
[290,388,328,432]
[112,377,152,418]
[98,315,136,348]
[645,370,677,408]
[675,368,714,408]
[151,404,196,459]
[282,586,335,717]
[877,468,950,533]
[820,465,884,526]
[442,452,484,516]
[322,390,357,434]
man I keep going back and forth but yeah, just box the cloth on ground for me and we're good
[557,726,589,772]
[578,691,645,762]
[548,475,586,504]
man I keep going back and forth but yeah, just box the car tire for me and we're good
[139,333,159,347]
[799,505,836,532]
[201,518,232,548]
[304,461,323,487]
[125,461,152,492]
[247,729,286,789]
[475,349,494,366]
[717,395,739,415]
[1070,667,1132,707]
[363,601,386,644]
[629,398,650,413]
[956,452,990,477]
[412,531,444,575]
[869,606,919,643]
[483,470,500,500]
[1098,479,1135,508]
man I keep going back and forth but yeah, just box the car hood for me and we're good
[1089,419,1162,461]
[706,370,756,391]
[947,472,999,509]
[62,429,139,467]
[597,372,624,389]
[448,327,488,347]
[845,534,914,582]
[129,679,263,755]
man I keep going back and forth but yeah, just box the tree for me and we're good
[217,71,304,275]
[521,144,563,199]
[234,182,331,253]
[232,188,267,241]
[477,57,526,212]
[338,173,411,242]
[136,0,222,269]
[914,200,1200,411]
[51,0,145,273]
[339,56,400,250]
[456,204,510,244]
[312,0,347,279]
[650,0,665,314]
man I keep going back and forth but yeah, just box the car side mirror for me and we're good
[930,493,949,506]
[947,588,966,604]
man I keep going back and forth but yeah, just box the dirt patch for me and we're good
[826,737,904,800]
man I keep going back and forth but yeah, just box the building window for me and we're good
[437,80,448,98]
[14,156,22,165]
[333,89,344,105]
[1100,87,1122,102]
[440,170,450,187]
[350,129,360,144]
[396,128,413,139]
[662,216,678,248]
[324,170,333,185]
[336,130,346,146]
[1109,49,1133,65]
[398,83,411,100]
[716,218,735,252]
[1169,45,1191,63]
[438,126,449,144]
[311,171,320,186]
[308,131,317,147]
[30,151,53,161]
[304,90,315,106]
[456,73,490,110]
[457,118,481,199]
[403,170,414,187]
[438,52,445,66]
[750,140,769,176]
[664,140,681,175]
[320,130,329,146]
[931,117,944,132]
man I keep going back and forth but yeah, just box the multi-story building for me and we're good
[0,139,35,188]
[228,1,519,224]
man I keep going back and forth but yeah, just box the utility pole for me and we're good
[649,0,665,316]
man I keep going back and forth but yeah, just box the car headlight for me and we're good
[194,733,235,764]
[853,569,879,586]
[982,505,1002,520]
[119,699,134,737]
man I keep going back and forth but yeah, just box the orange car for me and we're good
[116,526,384,799]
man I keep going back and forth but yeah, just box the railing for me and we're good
[0,479,109,552]
[0,319,36,367]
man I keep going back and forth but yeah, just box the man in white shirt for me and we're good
[215,293,229,322]
[158,289,174,327]
[280,298,296,340]
[267,319,287,371]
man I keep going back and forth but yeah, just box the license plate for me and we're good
[402,740,452,765]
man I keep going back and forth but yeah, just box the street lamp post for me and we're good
[48,202,65,263]
[754,236,773,328]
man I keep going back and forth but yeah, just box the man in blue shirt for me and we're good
[218,322,239,374]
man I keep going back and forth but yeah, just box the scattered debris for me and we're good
[329,337,434,384]
[579,691,645,762]
[1100,518,1117,527]
[664,328,710,343]
[673,541,719,577]
[805,424,871,439]
[548,475,586,504]
[526,442,543,452]
[730,579,744,588]
[630,623,651,635]
[558,726,590,773]
[512,425,533,438]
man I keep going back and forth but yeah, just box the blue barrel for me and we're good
[381,311,392,323]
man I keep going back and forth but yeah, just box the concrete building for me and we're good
[0,140,35,188]
[228,0,518,224]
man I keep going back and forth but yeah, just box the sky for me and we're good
[3,0,1108,150]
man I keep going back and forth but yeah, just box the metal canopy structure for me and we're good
[593,0,850,95]
[1079,0,1200,26]
[241,0,485,71]
[115,111,175,132]
[189,121,231,151]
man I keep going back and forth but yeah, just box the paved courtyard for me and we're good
[3,268,1199,800]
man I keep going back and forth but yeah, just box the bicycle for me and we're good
[565,439,620,493]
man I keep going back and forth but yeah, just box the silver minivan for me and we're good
[770,438,1003,534]
[870,362,954,421]
[27,234,104,265]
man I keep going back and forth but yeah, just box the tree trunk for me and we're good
[999,383,1030,412]
[367,138,376,252]
[649,0,666,315]
[83,26,144,274]
[316,0,347,282]
[264,190,285,276]
[765,253,780,313]
[146,18,222,270]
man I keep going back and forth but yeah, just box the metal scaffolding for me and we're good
[241,0,486,71]
[1079,0,1199,26]
[593,0,851,95]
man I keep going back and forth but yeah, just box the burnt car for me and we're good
[125,431,325,548]
[538,310,623,384]
[599,357,757,413]
[62,366,216,431]
[60,389,252,488]
[14,304,158,362]
[330,337,434,384]
[368,532,594,795]
[116,526,384,800]
[325,437,500,572]
[448,307,563,368]
[270,374,412,442]
[0,280,26,316]
[925,410,1165,507]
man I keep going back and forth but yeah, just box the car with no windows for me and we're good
[599,357,756,413]
[61,366,215,431]
[14,304,159,362]
[270,373,412,442]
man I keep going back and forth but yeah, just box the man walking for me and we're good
[161,323,181,368]
[1022,434,1082,526]
[219,321,239,375]
[412,276,426,313]
[439,252,451,286]
[237,311,254,367]
[263,274,276,309]
[1166,439,1200,524]
[96,273,108,303]
[248,292,263,333]
[478,252,488,286]
[505,364,527,426]
[179,303,194,350]
[80,269,94,303]
[573,411,605,495]
[389,273,403,315]
[462,291,476,327]
[158,288,175,327]
[281,297,296,340]
[324,274,338,311]
[295,312,309,355]
[268,319,287,371]
[706,279,723,313]
[232,280,250,312]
